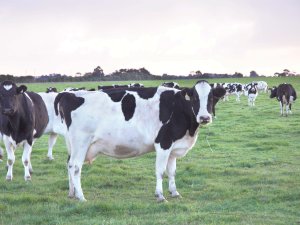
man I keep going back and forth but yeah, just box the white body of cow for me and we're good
[255,81,268,93]
[55,81,223,202]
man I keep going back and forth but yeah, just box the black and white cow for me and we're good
[0,81,49,181]
[161,82,180,89]
[245,82,258,106]
[270,83,297,116]
[54,80,225,201]
[64,87,86,91]
[46,87,58,93]
[129,83,144,88]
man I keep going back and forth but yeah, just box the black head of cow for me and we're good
[0,81,27,116]
[269,86,278,98]
[182,80,226,125]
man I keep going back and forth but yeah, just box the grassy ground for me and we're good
[0,77,299,224]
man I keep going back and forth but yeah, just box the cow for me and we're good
[161,82,180,89]
[270,83,297,116]
[54,80,226,202]
[46,87,58,93]
[129,83,144,88]
[246,82,258,106]
[0,81,49,181]
[64,87,86,91]
[254,81,268,93]
[38,92,67,160]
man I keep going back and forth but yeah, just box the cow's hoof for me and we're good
[171,192,182,198]
[25,176,31,181]
[76,196,87,202]
[6,176,12,181]
[156,196,168,203]
[47,156,54,161]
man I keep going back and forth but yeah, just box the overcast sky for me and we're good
[0,0,299,76]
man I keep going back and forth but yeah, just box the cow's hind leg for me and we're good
[22,142,33,181]
[166,155,181,198]
[47,133,58,160]
[155,143,172,202]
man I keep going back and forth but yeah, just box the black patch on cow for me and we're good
[135,87,157,99]
[121,93,136,121]
[155,91,199,150]
[158,90,176,123]
[54,92,84,129]
[103,90,126,102]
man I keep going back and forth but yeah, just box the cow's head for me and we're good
[0,81,27,116]
[269,86,278,98]
[183,80,226,125]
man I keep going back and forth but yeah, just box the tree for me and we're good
[250,71,259,77]
[92,66,104,77]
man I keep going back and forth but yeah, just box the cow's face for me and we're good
[185,81,213,125]
[0,81,27,116]
[269,86,277,98]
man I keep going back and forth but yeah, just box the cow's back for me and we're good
[27,92,49,138]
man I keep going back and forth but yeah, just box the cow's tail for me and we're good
[54,92,66,116]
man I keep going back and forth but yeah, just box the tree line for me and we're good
[0,67,297,83]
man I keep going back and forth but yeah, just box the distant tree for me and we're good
[195,70,202,76]
[92,66,104,77]
[250,71,259,77]
[233,72,243,78]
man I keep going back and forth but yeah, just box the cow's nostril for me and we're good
[200,116,211,124]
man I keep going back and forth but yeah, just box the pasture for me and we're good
[0,77,299,225]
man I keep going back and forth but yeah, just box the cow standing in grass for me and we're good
[270,83,297,116]
[0,81,49,181]
[54,80,226,202]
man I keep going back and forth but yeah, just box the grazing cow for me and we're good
[54,80,226,202]
[161,82,180,89]
[254,81,268,93]
[64,87,86,91]
[227,83,244,101]
[270,83,297,116]
[46,87,58,93]
[0,81,49,181]
[129,83,144,88]
[246,83,258,106]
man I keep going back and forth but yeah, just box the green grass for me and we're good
[0,77,299,224]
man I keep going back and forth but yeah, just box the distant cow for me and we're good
[46,87,57,93]
[0,81,49,181]
[254,81,268,93]
[129,83,144,88]
[64,87,86,91]
[98,84,129,90]
[161,82,180,89]
[54,80,226,201]
[270,83,297,116]
[245,82,258,106]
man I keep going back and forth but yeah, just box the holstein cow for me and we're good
[54,80,226,201]
[0,81,49,181]
[46,87,58,93]
[245,82,258,106]
[270,83,297,116]
[38,92,67,160]
[255,81,268,93]
[161,82,180,89]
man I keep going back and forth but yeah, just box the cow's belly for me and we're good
[85,139,154,161]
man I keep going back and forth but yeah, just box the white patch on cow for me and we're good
[194,82,212,123]
[24,92,34,106]
[3,85,12,91]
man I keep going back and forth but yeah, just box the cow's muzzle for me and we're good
[199,116,212,125]
[2,108,14,116]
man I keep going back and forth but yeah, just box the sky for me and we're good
[0,0,300,77]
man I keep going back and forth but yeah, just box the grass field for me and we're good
[0,77,299,225]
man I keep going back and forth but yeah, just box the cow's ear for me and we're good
[181,88,193,101]
[17,85,27,94]
[213,87,226,99]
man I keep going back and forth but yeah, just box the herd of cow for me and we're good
[0,79,297,202]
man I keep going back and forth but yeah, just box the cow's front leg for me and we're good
[167,155,181,198]
[4,142,15,181]
[22,142,33,181]
[155,144,171,202]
